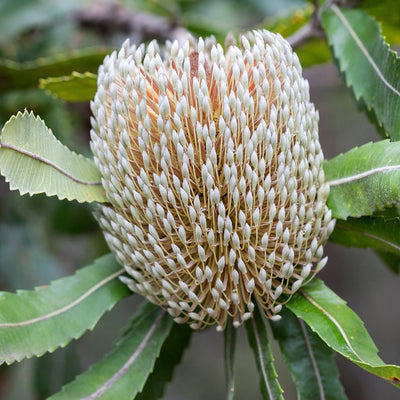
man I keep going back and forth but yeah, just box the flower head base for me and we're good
[90,30,335,330]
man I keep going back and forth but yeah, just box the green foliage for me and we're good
[359,0,400,45]
[324,140,400,219]
[39,72,97,102]
[0,49,107,93]
[0,111,107,203]
[135,323,192,400]
[0,254,129,364]
[0,0,88,43]
[48,302,173,400]
[245,306,284,400]
[322,6,400,141]
[271,307,347,400]
[288,279,400,386]
[0,0,400,398]
[330,215,400,262]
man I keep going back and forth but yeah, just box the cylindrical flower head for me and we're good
[90,30,335,330]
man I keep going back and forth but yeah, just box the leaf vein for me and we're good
[0,268,124,328]
[251,317,273,399]
[1,142,102,186]
[300,289,365,363]
[327,164,400,186]
[331,5,400,97]
[81,311,165,400]
[336,222,400,253]
[299,319,325,400]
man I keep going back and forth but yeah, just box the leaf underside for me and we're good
[0,49,107,92]
[0,110,107,203]
[322,6,400,141]
[324,140,400,220]
[0,253,129,364]
[330,214,400,258]
[39,72,97,102]
[48,302,174,400]
[288,279,400,387]
[245,305,284,400]
[270,307,347,400]
[135,323,193,400]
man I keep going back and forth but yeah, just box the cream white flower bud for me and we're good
[91,30,334,330]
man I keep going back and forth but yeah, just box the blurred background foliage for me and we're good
[0,0,399,399]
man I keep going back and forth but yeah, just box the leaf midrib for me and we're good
[0,268,124,328]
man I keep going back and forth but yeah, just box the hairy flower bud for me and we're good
[90,30,334,330]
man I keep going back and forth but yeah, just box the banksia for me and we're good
[90,30,335,330]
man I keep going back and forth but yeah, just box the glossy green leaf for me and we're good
[0,48,107,92]
[48,302,173,400]
[324,140,400,219]
[135,323,192,400]
[224,318,237,400]
[287,279,400,387]
[39,72,97,102]
[322,6,400,141]
[271,307,347,400]
[0,253,129,364]
[0,111,107,203]
[330,215,400,257]
[245,306,284,400]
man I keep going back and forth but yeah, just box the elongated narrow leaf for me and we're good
[0,111,107,203]
[224,318,237,400]
[135,323,192,400]
[0,253,129,364]
[324,140,400,219]
[271,307,347,400]
[49,302,173,400]
[322,6,400,141]
[330,215,400,257]
[287,279,400,387]
[0,48,107,92]
[245,306,284,400]
[39,72,97,102]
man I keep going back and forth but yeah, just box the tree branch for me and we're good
[286,0,325,49]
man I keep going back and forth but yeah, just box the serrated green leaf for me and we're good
[329,215,400,257]
[0,253,129,364]
[287,279,400,387]
[271,307,347,400]
[224,318,237,400]
[48,302,173,400]
[0,110,107,203]
[135,323,192,400]
[245,306,284,400]
[324,140,400,219]
[322,6,400,141]
[39,72,97,102]
[0,48,107,92]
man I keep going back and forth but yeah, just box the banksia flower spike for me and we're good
[90,30,335,331]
